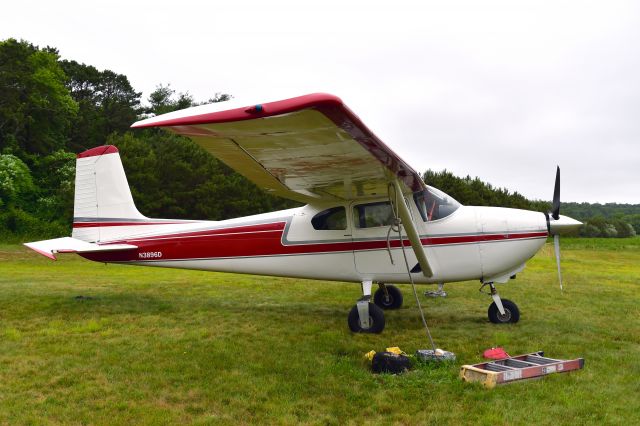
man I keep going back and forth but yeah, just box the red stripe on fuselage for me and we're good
[73,221,190,228]
[80,223,547,263]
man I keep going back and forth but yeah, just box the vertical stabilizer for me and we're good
[72,145,146,242]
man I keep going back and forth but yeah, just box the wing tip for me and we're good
[130,93,344,129]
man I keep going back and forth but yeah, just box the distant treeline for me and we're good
[562,203,638,238]
[0,38,637,241]
[423,170,638,238]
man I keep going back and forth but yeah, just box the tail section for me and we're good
[25,144,199,260]
[72,145,146,242]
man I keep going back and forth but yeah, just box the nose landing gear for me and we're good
[425,282,447,298]
[481,282,520,324]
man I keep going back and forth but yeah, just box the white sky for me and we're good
[2,0,639,203]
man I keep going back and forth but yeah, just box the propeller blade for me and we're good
[554,234,563,292]
[552,166,561,220]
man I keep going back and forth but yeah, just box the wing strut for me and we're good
[389,179,438,352]
[391,179,433,277]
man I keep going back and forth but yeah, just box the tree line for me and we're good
[1,38,637,241]
[0,38,295,241]
[423,170,638,238]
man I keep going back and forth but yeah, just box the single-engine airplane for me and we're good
[25,93,582,333]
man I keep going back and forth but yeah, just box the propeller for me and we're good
[552,166,560,220]
[553,233,563,292]
[545,166,582,291]
[551,166,563,291]
[534,167,582,292]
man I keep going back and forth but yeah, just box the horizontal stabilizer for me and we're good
[24,237,137,260]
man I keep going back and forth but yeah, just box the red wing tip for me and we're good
[130,93,344,129]
[77,145,119,158]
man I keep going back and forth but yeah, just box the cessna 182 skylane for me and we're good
[25,93,581,333]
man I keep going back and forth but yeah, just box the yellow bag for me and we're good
[386,346,406,356]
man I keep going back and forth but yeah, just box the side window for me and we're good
[353,202,394,228]
[311,207,347,230]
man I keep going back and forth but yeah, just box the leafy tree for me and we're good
[60,60,141,151]
[146,84,195,116]
[31,150,76,223]
[206,92,232,104]
[562,202,640,234]
[145,84,232,117]
[0,154,34,207]
[622,214,640,235]
[612,218,635,238]
[578,216,636,238]
[0,39,77,159]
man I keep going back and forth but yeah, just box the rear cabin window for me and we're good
[353,202,394,228]
[311,207,347,230]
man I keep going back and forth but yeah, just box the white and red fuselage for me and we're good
[74,201,548,286]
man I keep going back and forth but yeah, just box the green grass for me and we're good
[0,238,638,424]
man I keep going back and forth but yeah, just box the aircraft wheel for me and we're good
[488,299,520,324]
[348,303,385,333]
[373,285,403,310]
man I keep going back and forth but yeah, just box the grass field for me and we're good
[1,238,638,424]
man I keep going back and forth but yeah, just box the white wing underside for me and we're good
[132,93,425,203]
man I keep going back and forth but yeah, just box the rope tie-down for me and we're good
[387,182,455,362]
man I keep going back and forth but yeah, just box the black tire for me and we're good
[488,299,520,324]
[348,303,385,333]
[373,285,403,310]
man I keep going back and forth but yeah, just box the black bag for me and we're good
[371,351,413,374]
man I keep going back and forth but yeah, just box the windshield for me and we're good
[413,186,460,221]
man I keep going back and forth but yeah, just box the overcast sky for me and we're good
[2,0,639,203]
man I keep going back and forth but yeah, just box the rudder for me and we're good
[73,145,146,242]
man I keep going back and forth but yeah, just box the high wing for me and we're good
[131,93,425,203]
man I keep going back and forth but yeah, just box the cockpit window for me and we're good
[353,202,394,228]
[414,186,460,221]
[311,207,347,230]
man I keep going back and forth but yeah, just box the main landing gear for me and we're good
[481,282,520,324]
[348,282,404,333]
[373,282,403,310]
